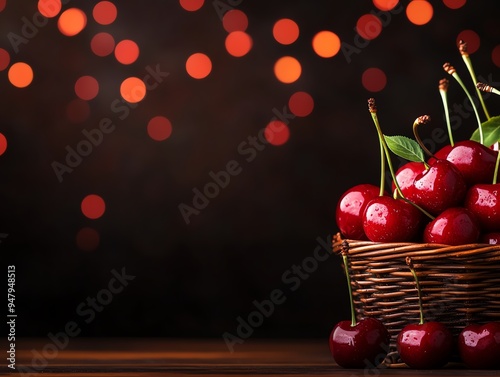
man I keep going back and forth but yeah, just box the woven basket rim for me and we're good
[332,233,500,261]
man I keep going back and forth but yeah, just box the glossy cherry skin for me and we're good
[329,318,390,368]
[405,159,467,216]
[434,140,498,186]
[480,232,500,244]
[458,322,500,369]
[465,184,500,232]
[397,321,453,369]
[362,196,424,242]
[423,207,480,245]
[392,162,426,196]
[336,184,381,240]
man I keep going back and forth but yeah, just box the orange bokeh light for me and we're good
[373,0,399,11]
[93,1,117,25]
[186,53,212,79]
[289,91,314,117]
[147,116,173,141]
[356,14,382,40]
[66,99,91,123]
[38,0,62,18]
[274,56,301,84]
[273,18,300,45]
[114,39,140,65]
[312,31,341,58]
[0,133,7,156]
[75,76,99,101]
[406,0,433,26]
[76,227,100,251]
[91,32,115,57]
[179,0,204,11]
[443,0,466,9]
[0,48,10,71]
[457,30,480,54]
[225,31,252,57]
[264,121,290,146]
[81,194,106,220]
[492,45,500,68]
[362,67,387,92]
[58,8,87,36]
[120,77,146,103]
[8,62,33,88]
[222,9,248,32]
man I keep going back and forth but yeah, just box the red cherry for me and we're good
[480,232,500,244]
[458,322,500,369]
[336,184,381,240]
[397,321,453,369]
[329,318,390,368]
[435,140,498,186]
[423,207,480,245]
[405,159,467,216]
[392,162,426,196]
[465,184,500,232]
[362,196,423,242]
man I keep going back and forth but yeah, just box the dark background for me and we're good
[2,0,500,343]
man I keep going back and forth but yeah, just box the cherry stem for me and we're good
[493,147,500,185]
[439,78,454,147]
[368,99,403,198]
[379,138,386,196]
[369,100,434,220]
[341,252,357,327]
[459,40,491,120]
[477,82,500,97]
[413,116,435,161]
[406,257,424,325]
[444,63,484,145]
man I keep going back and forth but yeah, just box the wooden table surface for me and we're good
[5,338,498,376]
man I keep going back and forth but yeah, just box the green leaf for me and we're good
[384,135,425,163]
[470,115,500,146]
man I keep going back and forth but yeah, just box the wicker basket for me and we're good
[332,232,500,364]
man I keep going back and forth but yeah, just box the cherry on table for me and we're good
[396,257,453,369]
[458,322,500,369]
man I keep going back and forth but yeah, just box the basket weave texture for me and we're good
[332,233,500,361]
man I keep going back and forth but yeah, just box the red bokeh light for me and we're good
[76,227,100,251]
[264,121,290,146]
[289,91,314,117]
[74,76,99,101]
[273,19,300,45]
[457,30,480,54]
[186,53,212,79]
[0,133,7,156]
[222,10,248,32]
[81,194,106,220]
[225,31,252,57]
[114,39,140,65]
[0,48,10,71]
[91,32,115,57]
[38,0,62,18]
[147,116,173,141]
[362,68,387,92]
[93,1,117,25]
[179,0,204,11]
[356,14,382,40]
